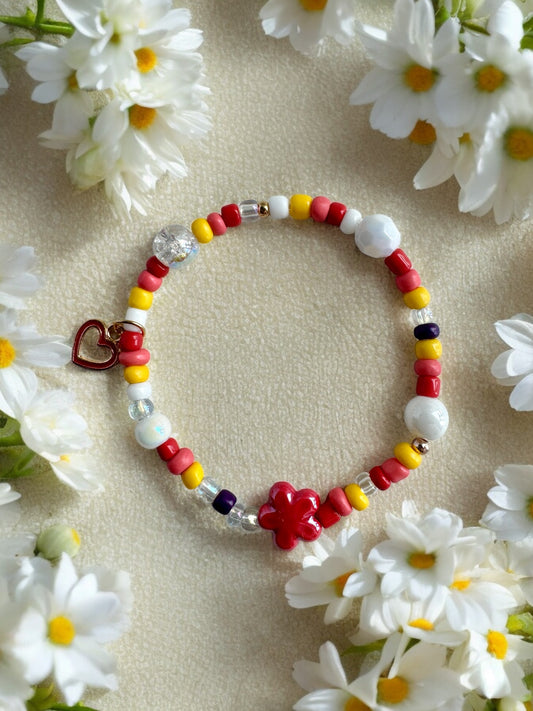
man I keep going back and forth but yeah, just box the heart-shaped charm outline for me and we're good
[72,319,120,370]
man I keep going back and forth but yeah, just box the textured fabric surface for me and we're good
[1,1,532,709]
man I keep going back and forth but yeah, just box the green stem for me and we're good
[0,430,24,447]
[0,4,74,37]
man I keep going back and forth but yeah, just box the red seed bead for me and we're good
[167,447,194,475]
[138,270,162,292]
[157,438,180,461]
[414,359,442,377]
[221,203,241,228]
[381,458,410,483]
[207,212,227,236]
[146,255,169,278]
[395,269,421,294]
[416,375,441,397]
[119,330,144,351]
[384,249,412,276]
[315,501,341,528]
[369,466,391,491]
[326,202,347,226]
[118,348,150,367]
[327,487,352,517]
[310,196,331,222]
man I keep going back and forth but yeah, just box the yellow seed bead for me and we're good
[403,286,430,310]
[124,365,150,383]
[128,286,153,310]
[289,193,312,220]
[182,461,204,489]
[344,483,369,511]
[415,338,442,360]
[191,217,213,244]
[394,442,422,469]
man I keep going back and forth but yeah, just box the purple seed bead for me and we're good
[414,322,440,340]
[212,489,237,515]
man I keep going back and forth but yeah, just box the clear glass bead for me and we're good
[239,199,260,222]
[354,472,378,496]
[128,398,155,421]
[195,477,221,503]
[241,506,261,532]
[227,501,245,528]
[409,307,434,326]
[152,225,199,269]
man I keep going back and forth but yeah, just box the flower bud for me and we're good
[36,524,81,561]
[498,697,528,711]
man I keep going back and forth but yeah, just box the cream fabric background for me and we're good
[1,1,532,709]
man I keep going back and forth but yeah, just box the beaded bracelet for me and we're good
[72,193,448,550]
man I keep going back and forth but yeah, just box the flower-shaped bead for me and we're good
[258,481,322,550]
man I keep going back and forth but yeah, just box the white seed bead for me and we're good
[404,396,449,442]
[339,208,362,235]
[268,195,289,220]
[125,307,148,327]
[127,382,152,401]
[354,214,401,258]
[135,412,172,449]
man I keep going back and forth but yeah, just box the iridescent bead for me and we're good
[354,471,378,496]
[128,398,154,421]
[227,501,245,528]
[241,506,261,532]
[239,199,260,221]
[195,477,221,503]
[152,225,199,269]
[135,412,172,449]
[409,307,434,326]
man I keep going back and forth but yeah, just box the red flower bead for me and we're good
[258,481,322,550]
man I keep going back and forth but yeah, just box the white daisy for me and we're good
[492,314,533,411]
[0,534,37,581]
[348,632,464,711]
[414,126,477,195]
[481,465,533,541]
[11,553,127,705]
[0,590,33,711]
[49,452,103,493]
[259,0,356,56]
[435,3,531,131]
[0,309,71,418]
[293,641,362,711]
[0,245,42,310]
[450,628,530,699]
[458,94,533,223]
[0,483,20,529]
[350,0,460,138]
[368,502,465,600]
[503,538,533,605]
[285,527,377,623]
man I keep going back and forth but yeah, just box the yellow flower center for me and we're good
[299,0,328,10]
[345,698,372,711]
[451,579,471,591]
[486,630,508,660]
[505,127,533,161]
[459,132,471,144]
[408,120,436,145]
[71,528,81,546]
[378,677,410,704]
[475,65,506,93]
[408,617,434,631]
[48,615,76,646]
[135,47,158,73]
[408,552,436,569]
[0,338,16,368]
[332,570,356,596]
[404,64,436,92]
[129,105,157,130]
[67,73,78,90]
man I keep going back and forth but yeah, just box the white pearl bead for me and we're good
[354,214,401,258]
[135,412,172,449]
[340,208,362,235]
[268,195,289,220]
[125,307,148,327]
[404,396,449,441]
[127,382,152,401]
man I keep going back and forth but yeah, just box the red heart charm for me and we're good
[71,319,119,370]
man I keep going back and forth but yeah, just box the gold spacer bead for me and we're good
[411,437,430,455]
[258,201,270,217]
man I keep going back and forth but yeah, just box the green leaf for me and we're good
[507,611,533,638]
[342,639,386,656]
